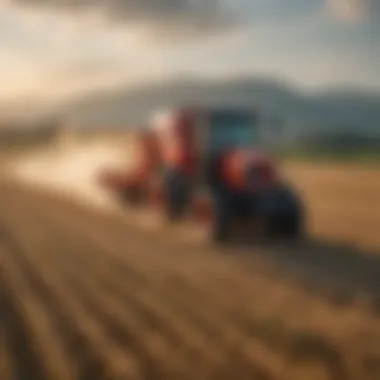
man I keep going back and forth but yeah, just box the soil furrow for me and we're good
[1,180,380,380]
[2,182,354,379]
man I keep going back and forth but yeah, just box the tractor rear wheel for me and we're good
[209,189,234,244]
[162,169,191,222]
[164,199,185,221]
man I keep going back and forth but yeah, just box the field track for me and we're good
[1,179,380,380]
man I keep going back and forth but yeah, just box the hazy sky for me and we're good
[0,0,378,104]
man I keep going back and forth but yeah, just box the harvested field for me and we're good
[282,162,380,252]
[1,179,380,380]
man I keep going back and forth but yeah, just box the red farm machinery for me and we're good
[99,106,305,243]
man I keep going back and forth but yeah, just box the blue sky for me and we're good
[0,0,378,104]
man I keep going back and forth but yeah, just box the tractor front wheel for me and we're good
[269,210,303,239]
[267,185,305,239]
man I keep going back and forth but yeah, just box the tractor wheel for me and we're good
[209,190,234,244]
[162,169,191,223]
[270,210,303,239]
[211,211,230,243]
[164,199,184,222]
[268,185,305,239]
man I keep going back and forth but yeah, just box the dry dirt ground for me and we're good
[282,162,380,252]
[1,176,380,380]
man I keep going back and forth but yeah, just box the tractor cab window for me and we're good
[207,110,257,152]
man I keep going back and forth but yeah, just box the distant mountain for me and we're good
[63,76,380,138]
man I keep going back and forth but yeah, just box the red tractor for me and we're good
[100,106,305,242]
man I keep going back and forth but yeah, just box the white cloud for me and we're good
[326,0,380,22]
[0,0,252,104]
[0,0,378,108]
[0,2,173,100]
[8,0,238,40]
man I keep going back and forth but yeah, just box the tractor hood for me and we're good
[221,148,278,192]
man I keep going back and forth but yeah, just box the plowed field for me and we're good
[1,179,380,380]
